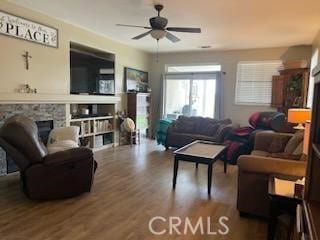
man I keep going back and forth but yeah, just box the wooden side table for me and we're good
[268,175,304,240]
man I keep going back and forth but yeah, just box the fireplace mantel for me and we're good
[0,93,121,104]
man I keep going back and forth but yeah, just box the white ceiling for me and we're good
[7,0,320,53]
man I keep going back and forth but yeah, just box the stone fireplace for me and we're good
[0,104,66,175]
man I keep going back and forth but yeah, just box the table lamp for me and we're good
[287,108,311,130]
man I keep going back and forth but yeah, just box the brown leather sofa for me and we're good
[0,115,97,200]
[165,116,238,149]
[237,131,306,217]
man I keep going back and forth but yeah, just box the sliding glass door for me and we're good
[165,79,190,119]
[163,72,218,119]
[192,79,216,117]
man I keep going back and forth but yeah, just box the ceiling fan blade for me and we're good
[166,27,201,33]
[116,24,151,29]
[132,30,152,40]
[166,32,180,43]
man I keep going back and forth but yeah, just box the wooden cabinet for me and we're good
[271,68,310,114]
[127,92,151,138]
[271,75,286,108]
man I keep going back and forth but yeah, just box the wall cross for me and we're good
[22,51,32,70]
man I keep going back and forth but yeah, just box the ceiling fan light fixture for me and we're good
[150,30,166,40]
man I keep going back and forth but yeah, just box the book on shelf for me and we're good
[82,121,91,135]
[95,120,112,133]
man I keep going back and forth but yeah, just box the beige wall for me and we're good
[150,47,312,127]
[0,1,316,130]
[312,30,320,62]
[0,1,151,110]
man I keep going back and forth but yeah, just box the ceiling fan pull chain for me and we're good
[156,40,159,62]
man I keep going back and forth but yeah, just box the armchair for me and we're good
[0,115,97,200]
[237,131,306,217]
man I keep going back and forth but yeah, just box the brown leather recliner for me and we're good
[0,115,97,200]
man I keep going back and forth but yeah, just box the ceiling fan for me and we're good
[116,4,201,43]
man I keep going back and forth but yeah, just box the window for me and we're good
[307,49,319,108]
[235,60,282,106]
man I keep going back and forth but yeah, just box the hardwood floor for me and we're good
[0,140,267,240]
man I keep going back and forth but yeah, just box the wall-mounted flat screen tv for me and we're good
[70,43,115,95]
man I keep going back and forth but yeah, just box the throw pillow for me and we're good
[268,135,289,153]
[215,124,230,142]
[47,140,79,154]
[249,112,260,128]
[284,131,304,154]
[196,118,217,134]
[175,119,195,133]
[292,141,303,156]
[204,123,220,136]
[217,119,232,125]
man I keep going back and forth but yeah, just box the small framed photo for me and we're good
[98,79,115,95]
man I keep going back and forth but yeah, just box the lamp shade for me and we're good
[287,108,311,124]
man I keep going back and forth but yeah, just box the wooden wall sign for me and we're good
[0,10,58,48]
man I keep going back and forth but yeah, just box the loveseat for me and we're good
[165,116,238,149]
[237,131,306,217]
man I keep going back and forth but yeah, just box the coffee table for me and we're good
[172,140,227,195]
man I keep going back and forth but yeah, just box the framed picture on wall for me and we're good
[124,67,148,92]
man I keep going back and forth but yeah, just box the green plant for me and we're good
[288,74,303,92]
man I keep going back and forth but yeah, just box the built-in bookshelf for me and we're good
[69,103,115,151]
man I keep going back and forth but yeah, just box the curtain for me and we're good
[214,72,224,120]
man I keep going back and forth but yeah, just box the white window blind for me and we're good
[235,60,282,106]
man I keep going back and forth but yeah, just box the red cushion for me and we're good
[249,112,260,128]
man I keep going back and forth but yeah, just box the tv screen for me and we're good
[70,48,115,95]
[71,67,89,94]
